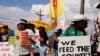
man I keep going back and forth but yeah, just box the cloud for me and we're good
[0,4,50,29]
[0,0,99,30]
[0,5,35,30]
[0,0,99,23]
[0,6,32,21]
[31,4,51,23]
[62,0,99,20]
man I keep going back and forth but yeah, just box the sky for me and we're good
[0,0,99,31]
[0,0,49,9]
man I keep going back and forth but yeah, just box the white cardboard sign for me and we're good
[58,36,91,56]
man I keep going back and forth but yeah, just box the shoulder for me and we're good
[25,29,32,32]
[25,29,33,33]
[25,29,35,35]
[65,27,75,32]
[63,27,75,36]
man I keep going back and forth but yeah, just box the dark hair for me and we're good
[38,26,48,44]
[20,19,28,23]
[17,23,27,29]
[2,25,8,30]
[28,24,35,29]
[27,24,35,33]
[38,26,45,30]
[57,29,62,34]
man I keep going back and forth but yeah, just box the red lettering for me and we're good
[5,44,9,46]
[3,54,6,56]
[8,54,10,56]
[0,44,3,46]
[2,48,4,51]
[5,48,10,51]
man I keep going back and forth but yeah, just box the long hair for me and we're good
[38,26,48,40]
[27,24,35,33]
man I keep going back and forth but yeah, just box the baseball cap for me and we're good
[71,14,88,22]
[95,2,100,9]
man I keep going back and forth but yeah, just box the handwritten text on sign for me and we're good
[0,42,11,56]
[58,36,91,56]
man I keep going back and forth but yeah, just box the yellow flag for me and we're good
[50,0,64,28]
[50,0,64,18]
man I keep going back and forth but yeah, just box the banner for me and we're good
[30,20,51,30]
[58,36,91,56]
[50,0,64,29]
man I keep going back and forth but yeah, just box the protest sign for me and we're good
[0,42,14,56]
[58,36,91,56]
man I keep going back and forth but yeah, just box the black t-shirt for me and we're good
[0,33,2,41]
[53,40,58,50]
[39,31,48,46]
[0,32,8,42]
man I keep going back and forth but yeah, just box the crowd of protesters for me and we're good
[0,15,99,56]
[0,5,100,56]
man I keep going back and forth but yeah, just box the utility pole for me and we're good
[80,0,85,15]
[36,9,44,20]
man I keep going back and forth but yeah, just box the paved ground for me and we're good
[47,50,54,56]
[47,48,54,56]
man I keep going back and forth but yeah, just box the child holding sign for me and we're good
[15,23,35,56]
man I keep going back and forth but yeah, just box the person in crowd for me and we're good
[38,26,48,56]
[47,33,55,52]
[15,22,35,56]
[0,31,2,41]
[1,25,9,42]
[94,4,100,56]
[0,27,2,41]
[27,23,38,56]
[63,14,88,36]
[20,19,39,56]
[16,22,30,56]
[53,29,62,56]
[20,19,36,45]
[91,33,98,56]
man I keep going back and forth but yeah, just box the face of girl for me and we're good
[17,24,25,31]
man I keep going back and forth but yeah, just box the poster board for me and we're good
[0,42,14,56]
[58,36,91,56]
